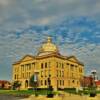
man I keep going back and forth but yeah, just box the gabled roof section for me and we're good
[67,56,84,65]
[13,55,35,65]
[20,55,35,62]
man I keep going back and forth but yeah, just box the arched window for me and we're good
[25,80,28,88]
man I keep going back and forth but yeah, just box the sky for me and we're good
[0,0,100,80]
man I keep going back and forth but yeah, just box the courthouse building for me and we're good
[12,37,84,90]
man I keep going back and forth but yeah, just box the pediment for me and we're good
[67,56,79,63]
[20,55,34,62]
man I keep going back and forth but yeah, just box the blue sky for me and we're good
[0,0,100,80]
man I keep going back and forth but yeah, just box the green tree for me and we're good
[12,81,21,90]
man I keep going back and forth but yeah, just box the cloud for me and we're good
[0,0,100,80]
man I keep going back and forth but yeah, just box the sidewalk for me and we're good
[20,93,99,100]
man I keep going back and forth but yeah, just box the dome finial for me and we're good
[47,36,52,43]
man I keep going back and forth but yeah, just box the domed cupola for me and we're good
[38,37,59,56]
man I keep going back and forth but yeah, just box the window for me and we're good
[57,80,59,87]
[62,63,64,68]
[41,71,43,77]
[45,70,47,77]
[57,70,58,77]
[68,80,70,86]
[70,64,74,71]
[14,74,16,79]
[77,81,79,85]
[56,62,58,68]
[60,80,62,86]
[62,71,64,77]
[41,63,43,69]
[21,65,24,71]
[62,80,64,86]
[41,80,43,85]
[59,63,61,68]
[72,80,75,83]
[45,80,47,85]
[60,71,61,77]
[45,62,47,68]
[22,73,24,78]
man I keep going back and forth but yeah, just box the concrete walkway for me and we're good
[20,93,100,100]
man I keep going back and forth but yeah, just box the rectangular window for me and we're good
[41,63,43,69]
[57,80,59,87]
[60,71,61,77]
[56,62,58,68]
[57,70,58,77]
[14,74,16,79]
[62,71,64,77]
[62,80,64,86]
[45,70,47,77]
[41,80,43,86]
[70,64,74,71]
[62,63,64,69]
[60,80,62,86]
[41,71,43,77]
[45,80,47,85]
[45,62,47,68]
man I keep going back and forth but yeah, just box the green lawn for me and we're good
[0,90,34,95]
[0,89,100,96]
[0,89,48,95]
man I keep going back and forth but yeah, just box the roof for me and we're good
[95,80,100,85]
[0,80,10,84]
[13,53,84,66]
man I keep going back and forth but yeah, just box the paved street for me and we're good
[0,94,24,100]
[20,93,100,100]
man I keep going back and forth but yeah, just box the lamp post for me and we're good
[34,70,39,96]
[47,62,54,98]
[90,70,97,97]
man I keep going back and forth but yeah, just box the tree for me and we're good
[12,81,21,90]
[29,74,38,96]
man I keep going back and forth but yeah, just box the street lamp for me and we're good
[34,70,39,96]
[47,62,54,98]
[90,70,97,97]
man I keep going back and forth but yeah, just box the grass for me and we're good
[0,89,48,96]
[0,90,34,95]
[0,89,100,96]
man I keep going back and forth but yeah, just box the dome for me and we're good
[38,37,59,54]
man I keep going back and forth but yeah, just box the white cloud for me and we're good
[0,0,100,80]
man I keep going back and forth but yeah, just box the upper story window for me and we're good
[29,64,31,70]
[41,71,43,77]
[45,80,47,85]
[21,65,24,71]
[41,80,43,86]
[56,62,58,68]
[79,68,82,73]
[41,63,43,69]
[67,63,69,65]
[62,71,64,77]
[70,64,74,71]
[62,63,64,69]
[14,74,16,79]
[45,62,47,68]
